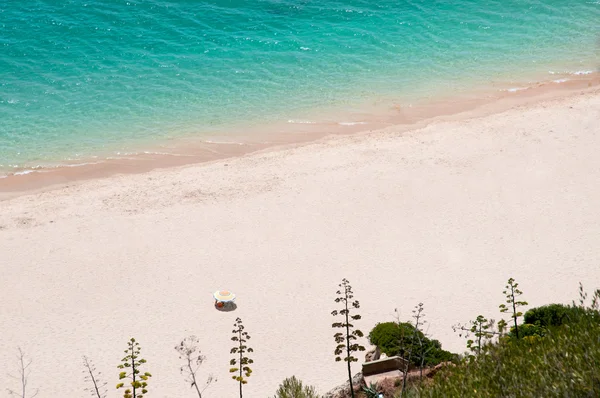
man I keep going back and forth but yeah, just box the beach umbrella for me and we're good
[213,290,236,302]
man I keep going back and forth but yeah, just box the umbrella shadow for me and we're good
[215,302,237,312]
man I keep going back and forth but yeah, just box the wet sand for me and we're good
[1,73,598,201]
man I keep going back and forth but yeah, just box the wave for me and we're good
[338,121,368,126]
[0,169,36,178]
[287,120,317,124]
[0,161,103,178]
[548,70,595,76]
[201,140,246,145]
[503,87,529,93]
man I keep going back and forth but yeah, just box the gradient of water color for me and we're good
[1,0,598,172]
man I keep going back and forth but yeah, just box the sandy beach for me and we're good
[1,88,600,397]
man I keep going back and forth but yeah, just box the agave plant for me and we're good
[361,382,379,398]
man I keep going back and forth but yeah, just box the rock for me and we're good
[365,349,376,363]
[427,361,454,378]
[364,346,381,363]
[405,361,454,382]
[323,372,365,398]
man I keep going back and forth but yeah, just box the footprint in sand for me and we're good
[14,217,35,227]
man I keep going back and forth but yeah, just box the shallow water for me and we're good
[1,0,598,172]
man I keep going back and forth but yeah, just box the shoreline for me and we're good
[0,70,599,200]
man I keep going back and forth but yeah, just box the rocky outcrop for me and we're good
[322,372,365,398]
[322,362,455,398]
[405,361,454,381]
[322,362,454,397]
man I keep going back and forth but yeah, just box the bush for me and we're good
[368,322,403,357]
[512,322,546,339]
[524,303,588,327]
[417,299,600,397]
[368,322,456,368]
[505,303,600,339]
[272,376,319,398]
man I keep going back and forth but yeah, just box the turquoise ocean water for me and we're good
[1,0,598,173]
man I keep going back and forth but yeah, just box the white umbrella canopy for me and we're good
[213,290,236,302]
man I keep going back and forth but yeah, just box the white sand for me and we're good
[1,89,599,397]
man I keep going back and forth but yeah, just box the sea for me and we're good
[1,0,598,175]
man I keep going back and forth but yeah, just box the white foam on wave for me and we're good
[113,151,195,158]
[287,119,316,124]
[1,161,108,178]
[0,168,42,178]
[202,140,245,145]
[62,161,102,167]
[553,79,569,83]
[503,87,529,93]
[141,150,199,155]
[338,121,367,126]
[549,70,595,76]
[13,169,38,176]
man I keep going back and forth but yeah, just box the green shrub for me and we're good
[272,376,319,398]
[368,322,456,367]
[417,296,600,397]
[523,303,587,327]
[513,323,546,339]
[505,303,600,339]
[368,322,403,357]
